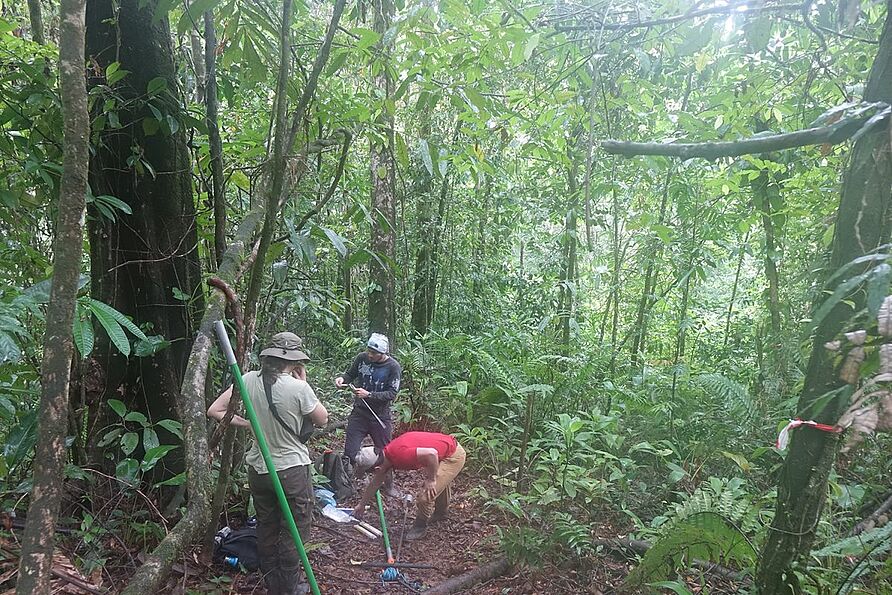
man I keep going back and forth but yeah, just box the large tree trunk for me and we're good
[204,9,226,267]
[756,4,892,592]
[16,0,88,589]
[368,0,396,339]
[85,0,202,471]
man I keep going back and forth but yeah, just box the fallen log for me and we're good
[424,557,511,595]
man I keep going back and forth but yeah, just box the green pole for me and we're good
[375,490,394,563]
[213,321,321,595]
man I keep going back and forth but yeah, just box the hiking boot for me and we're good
[405,516,428,541]
[429,485,450,523]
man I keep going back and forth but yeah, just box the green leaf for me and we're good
[809,272,871,332]
[156,419,183,439]
[326,50,349,76]
[320,227,348,257]
[146,77,167,97]
[107,69,130,85]
[87,299,148,341]
[125,411,148,426]
[72,314,95,357]
[354,28,381,51]
[165,114,179,135]
[108,399,127,418]
[121,432,138,455]
[90,307,130,356]
[115,458,139,484]
[867,263,892,318]
[154,471,186,487]
[463,88,488,114]
[176,0,223,35]
[418,139,434,176]
[523,33,540,61]
[143,428,160,451]
[142,445,178,471]
[97,428,122,448]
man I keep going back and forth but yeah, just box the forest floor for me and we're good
[178,470,631,594]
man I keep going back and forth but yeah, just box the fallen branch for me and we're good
[852,491,892,535]
[601,105,890,160]
[424,557,511,595]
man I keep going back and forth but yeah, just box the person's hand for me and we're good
[422,479,437,501]
[352,504,365,520]
[354,387,370,398]
[334,377,345,388]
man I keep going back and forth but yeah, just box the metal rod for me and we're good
[214,321,320,595]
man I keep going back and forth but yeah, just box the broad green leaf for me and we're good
[354,28,381,51]
[146,77,167,97]
[418,139,434,176]
[156,419,183,439]
[809,272,871,332]
[115,458,139,484]
[88,299,148,341]
[121,432,138,455]
[143,427,160,451]
[90,308,129,356]
[125,411,148,426]
[142,445,178,471]
[154,471,186,487]
[867,263,892,318]
[321,227,348,257]
[72,314,95,357]
[108,399,127,418]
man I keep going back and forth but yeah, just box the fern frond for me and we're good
[694,373,753,420]
[626,512,757,588]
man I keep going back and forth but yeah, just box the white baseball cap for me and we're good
[354,446,383,473]
[367,333,389,354]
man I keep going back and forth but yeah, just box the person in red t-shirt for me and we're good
[352,431,466,540]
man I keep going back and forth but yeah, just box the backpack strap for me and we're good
[262,373,315,444]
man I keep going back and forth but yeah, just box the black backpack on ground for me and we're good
[314,450,356,502]
[213,526,260,571]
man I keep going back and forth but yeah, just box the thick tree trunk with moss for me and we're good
[16,0,88,590]
[368,0,396,339]
[85,0,202,472]
[756,4,892,592]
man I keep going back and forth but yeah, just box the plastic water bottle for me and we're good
[214,526,232,545]
[224,556,239,569]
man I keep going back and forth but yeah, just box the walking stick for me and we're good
[213,321,321,595]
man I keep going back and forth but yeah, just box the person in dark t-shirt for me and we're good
[334,333,401,495]
[352,431,466,540]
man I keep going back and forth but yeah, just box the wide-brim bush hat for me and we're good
[260,332,309,361]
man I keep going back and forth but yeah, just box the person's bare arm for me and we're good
[416,447,440,501]
[352,460,393,518]
[308,402,329,426]
[207,386,251,428]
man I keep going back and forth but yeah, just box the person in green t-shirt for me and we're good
[208,332,328,595]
